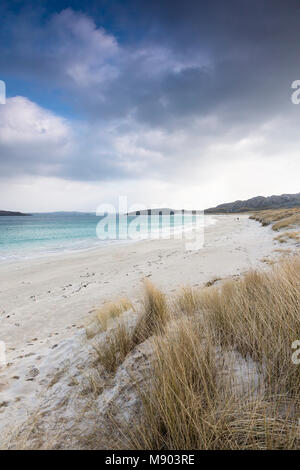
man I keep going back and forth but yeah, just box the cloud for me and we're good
[0,8,119,90]
[0,2,300,210]
[0,96,138,181]
[0,96,73,177]
[49,8,119,87]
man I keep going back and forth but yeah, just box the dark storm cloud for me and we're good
[0,0,300,182]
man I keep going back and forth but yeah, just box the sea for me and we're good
[0,212,216,261]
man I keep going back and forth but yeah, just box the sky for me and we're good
[0,0,300,212]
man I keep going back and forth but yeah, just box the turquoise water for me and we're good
[0,213,213,260]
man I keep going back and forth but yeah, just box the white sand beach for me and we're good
[0,214,296,446]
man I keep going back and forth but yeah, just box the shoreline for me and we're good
[0,214,217,264]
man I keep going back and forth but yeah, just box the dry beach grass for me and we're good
[251,207,300,249]
[120,257,300,450]
[82,253,300,450]
[250,207,300,231]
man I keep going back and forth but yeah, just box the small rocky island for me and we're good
[0,210,31,216]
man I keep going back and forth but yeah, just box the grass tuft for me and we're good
[93,320,134,373]
[86,298,133,339]
[274,231,300,243]
[133,280,169,344]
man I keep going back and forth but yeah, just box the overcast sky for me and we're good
[0,0,300,212]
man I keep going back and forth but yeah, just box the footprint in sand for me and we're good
[0,401,9,409]
[25,367,39,381]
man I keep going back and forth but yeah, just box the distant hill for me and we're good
[0,210,31,216]
[204,192,300,214]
